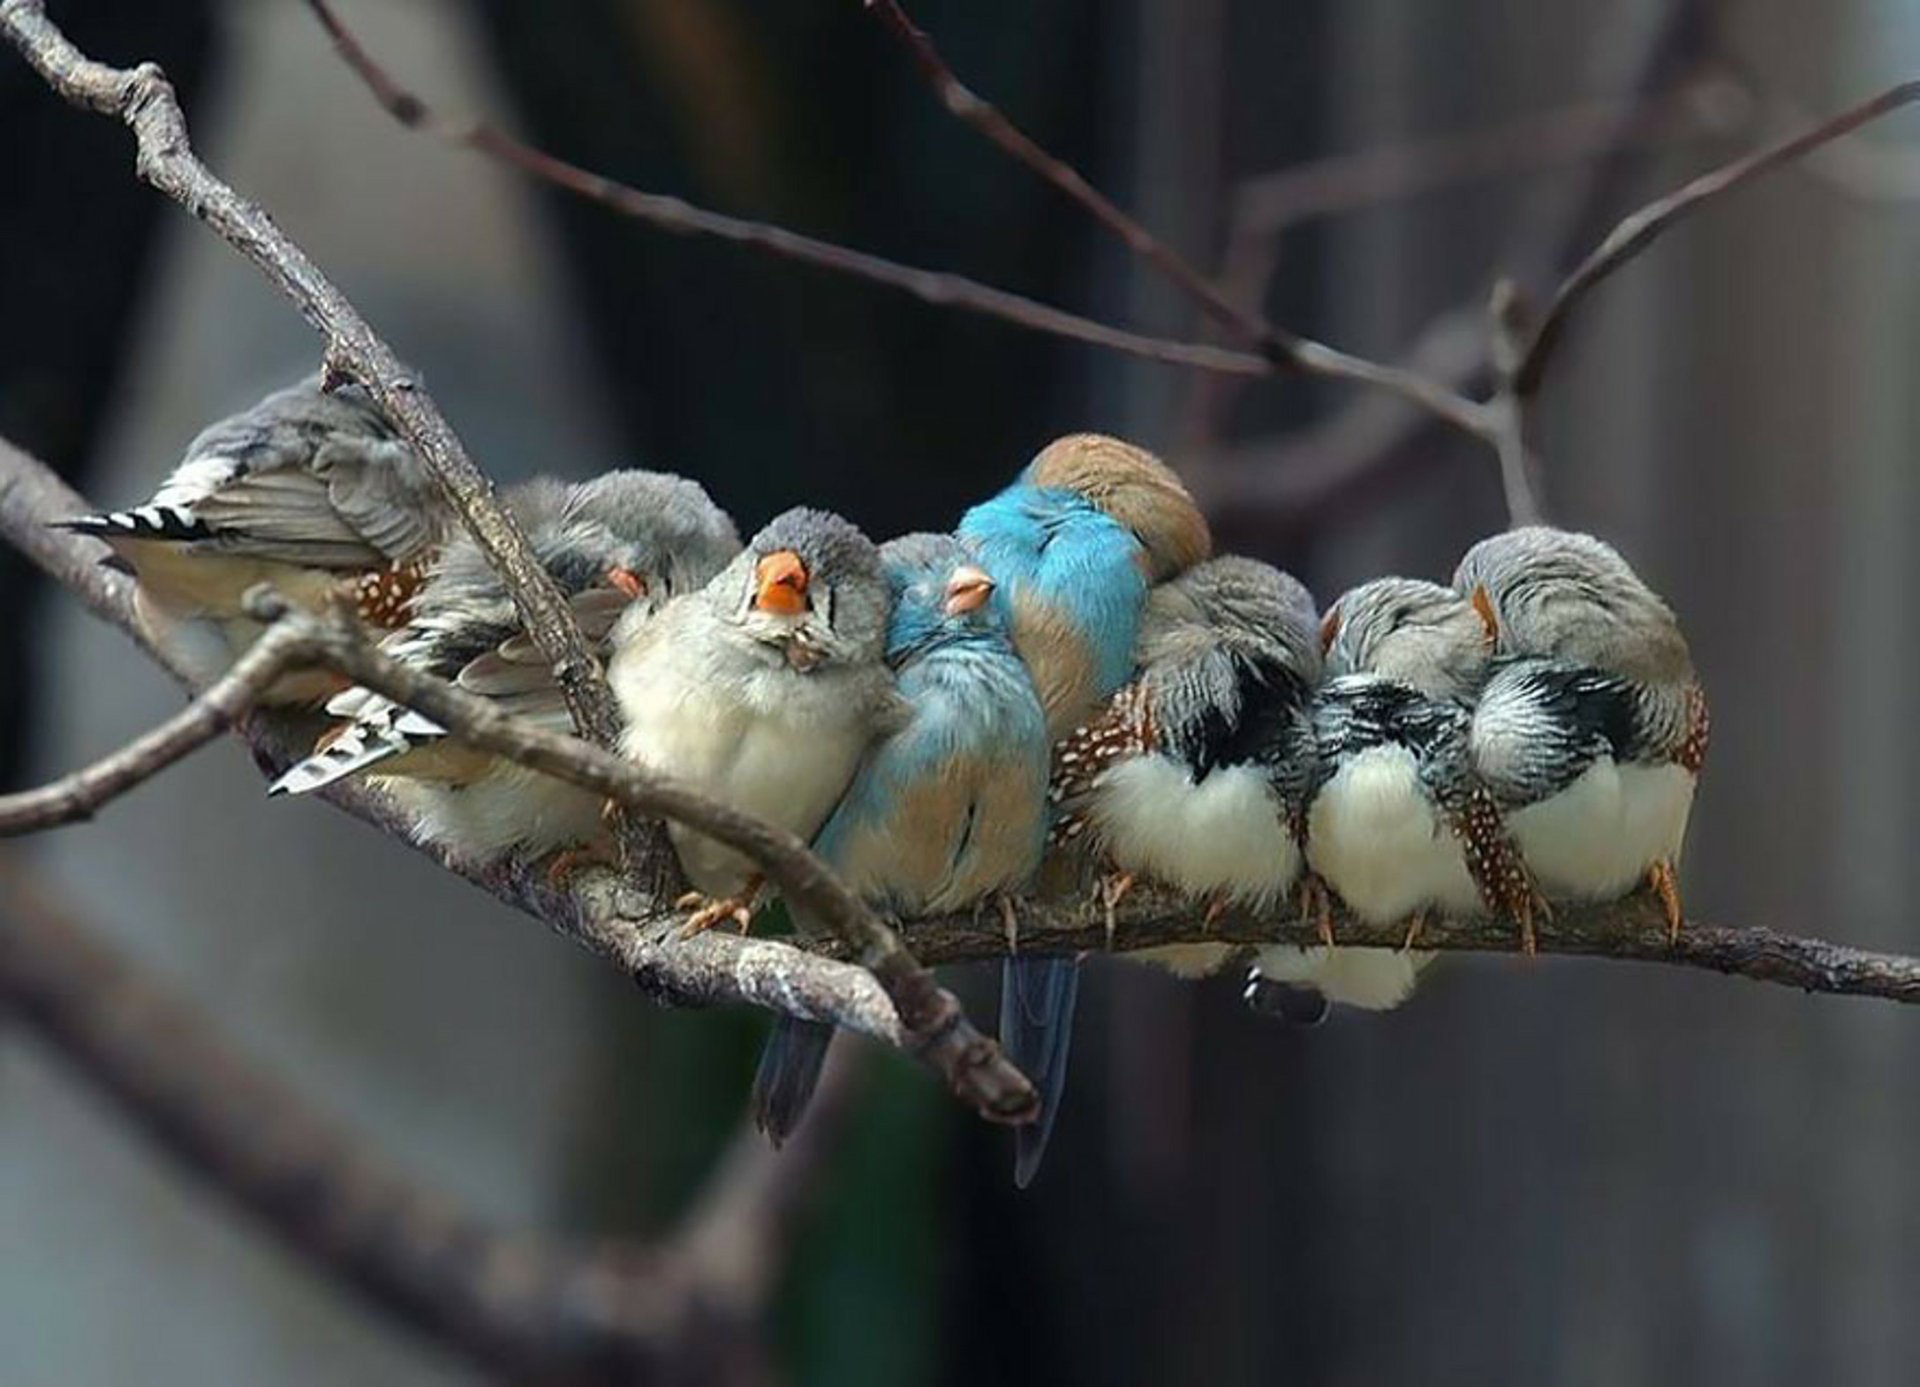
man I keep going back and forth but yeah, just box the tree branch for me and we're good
[10,440,1920,1014]
[0,428,1033,1124]
[1515,78,1920,397]
[862,0,1490,440]
[0,855,852,1382]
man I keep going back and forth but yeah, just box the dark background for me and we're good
[5,2,1920,1384]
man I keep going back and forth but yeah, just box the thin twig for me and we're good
[1516,78,1920,396]
[302,0,1264,379]
[0,623,319,835]
[863,0,1489,438]
[1485,278,1546,525]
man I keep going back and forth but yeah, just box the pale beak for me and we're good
[605,566,647,600]
[1469,584,1499,649]
[1318,606,1341,655]
[943,564,995,616]
[753,550,809,616]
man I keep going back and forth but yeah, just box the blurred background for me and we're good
[4,0,1920,1383]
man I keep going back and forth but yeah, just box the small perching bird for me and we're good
[958,433,1212,1185]
[1454,526,1707,942]
[751,533,1049,1146]
[268,469,740,867]
[1248,576,1527,1019]
[610,507,905,935]
[57,373,451,702]
[1048,557,1322,981]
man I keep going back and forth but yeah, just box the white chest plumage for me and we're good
[1507,758,1694,901]
[619,652,876,895]
[1089,755,1297,908]
[1306,744,1479,923]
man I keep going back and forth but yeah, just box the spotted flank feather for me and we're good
[1678,683,1710,774]
[1047,680,1154,848]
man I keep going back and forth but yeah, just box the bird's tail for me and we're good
[54,506,211,544]
[750,1016,835,1147]
[1000,955,1081,1189]
[267,698,442,796]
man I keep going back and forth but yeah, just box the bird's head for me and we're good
[1022,433,1211,582]
[713,507,889,673]
[556,468,742,614]
[1141,555,1322,684]
[1453,526,1692,684]
[878,532,1010,669]
[1320,576,1496,702]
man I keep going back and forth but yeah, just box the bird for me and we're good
[1247,576,1528,1019]
[609,507,905,936]
[1048,556,1321,984]
[957,433,1211,1185]
[1454,526,1707,943]
[56,372,450,702]
[267,469,740,869]
[750,532,1049,1146]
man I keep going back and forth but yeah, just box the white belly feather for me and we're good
[1090,755,1298,908]
[619,654,874,895]
[1509,759,1695,901]
[1306,744,1479,923]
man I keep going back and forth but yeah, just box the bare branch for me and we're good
[1516,78,1920,396]
[0,434,1032,1129]
[0,622,319,835]
[863,0,1490,440]
[6,435,1920,1035]
[0,856,831,1381]
[302,0,1266,379]
[0,0,618,750]
[1485,278,1546,526]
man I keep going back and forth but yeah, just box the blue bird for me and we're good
[957,434,1211,1187]
[750,532,1051,1145]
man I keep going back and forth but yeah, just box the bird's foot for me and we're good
[1400,909,1427,953]
[1202,894,1232,932]
[1647,860,1683,947]
[1097,871,1135,952]
[1514,883,1553,957]
[996,892,1022,954]
[545,840,618,890]
[1298,874,1336,948]
[676,878,766,939]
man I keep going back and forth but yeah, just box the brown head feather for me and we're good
[1025,433,1211,581]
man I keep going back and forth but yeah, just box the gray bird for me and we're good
[610,507,906,934]
[1049,557,1321,982]
[57,373,450,702]
[268,469,740,868]
[1248,577,1528,1019]
[1454,527,1707,942]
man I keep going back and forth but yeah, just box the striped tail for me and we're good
[268,719,418,796]
[56,506,213,544]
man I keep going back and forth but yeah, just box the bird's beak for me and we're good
[1319,607,1341,654]
[943,564,995,616]
[1469,584,1499,649]
[605,566,647,601]
[753,550,809,616]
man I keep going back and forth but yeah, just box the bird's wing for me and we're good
[1469,657,1636,808]
[453,587,636,727]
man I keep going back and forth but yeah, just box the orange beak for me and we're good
[943,564,994,617]
[1469,584,1499,649]
[605,566,647,600]
[753,550,809,616]
[1318,606,1341,655]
